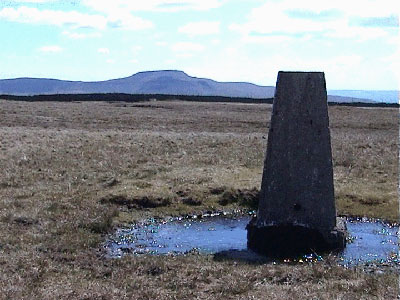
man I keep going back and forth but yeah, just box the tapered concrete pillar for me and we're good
[247,71,346,257]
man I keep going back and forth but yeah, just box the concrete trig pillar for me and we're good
[247,71,346,257]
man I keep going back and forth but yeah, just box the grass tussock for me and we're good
[217,187,259,209]
[0,100,398,299]
[101,194,172,209]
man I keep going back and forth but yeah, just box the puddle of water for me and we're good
[340,219,399,266]
[106,215,399,266]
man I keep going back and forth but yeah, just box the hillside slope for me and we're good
[0,70,275,99]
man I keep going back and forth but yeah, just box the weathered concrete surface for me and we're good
[247,71,346,257]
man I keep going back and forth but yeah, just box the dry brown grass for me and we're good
[0,99,398,299]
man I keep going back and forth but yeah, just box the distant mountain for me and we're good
[327,90,398,104]
[0,70,396,103]
[326,95,375,104]
[0,70,275,99]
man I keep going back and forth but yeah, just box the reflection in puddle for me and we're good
[106,215,399,266]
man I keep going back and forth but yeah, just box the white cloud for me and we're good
[0,6,107,29]
[82,0,224,13]
[106,12,153,30]
[325,25,389,41]
[129,46,141,62]
[171,42,205,52]
[106,59,115,64]
[98,48,110,54]
[179,21,220,36]
[156,41,167,46]
[0,6,153,31]
[229,0,397,42]
[39,45,62,53]
[165,59,176,65]
[238,34,292,45]
[62,30,101,39]
[8,0,57,3]
[273,0,397,18]
[131,45,142,54]
[170,42,205,58]
[381,50,400,71]
[185,42,397,89]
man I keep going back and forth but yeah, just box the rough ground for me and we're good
[0,100,398,299]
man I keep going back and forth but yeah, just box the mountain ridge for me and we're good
[0,70,397,103]
[0,70,275,99]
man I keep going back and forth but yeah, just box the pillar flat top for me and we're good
[278,71,324,74]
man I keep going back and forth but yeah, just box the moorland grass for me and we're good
[0,100,398,299]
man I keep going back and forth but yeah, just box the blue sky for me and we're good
[0,0,398,89]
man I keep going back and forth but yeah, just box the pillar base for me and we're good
[246,217,346,258]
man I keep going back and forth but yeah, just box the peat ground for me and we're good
[0,99,398,299]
